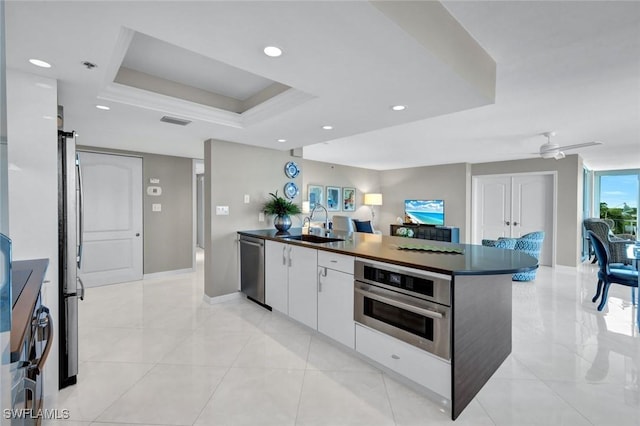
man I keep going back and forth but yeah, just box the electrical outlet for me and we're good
[258,212,265,222]
[216,205,229,215]
[152,203,161,212]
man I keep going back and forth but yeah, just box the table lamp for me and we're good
[364,193,383,221]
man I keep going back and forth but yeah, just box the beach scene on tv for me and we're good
[404,200,444,225]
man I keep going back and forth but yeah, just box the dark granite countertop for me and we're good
[238,228,537,276]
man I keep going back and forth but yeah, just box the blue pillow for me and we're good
[353,220,374,233]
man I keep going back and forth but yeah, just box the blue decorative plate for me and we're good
[284,182,299,199]
[284,161,300,179]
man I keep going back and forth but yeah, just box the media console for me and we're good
[390,224,460,243]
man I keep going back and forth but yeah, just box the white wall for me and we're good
[6,69,59,398]
[0,0,10,414]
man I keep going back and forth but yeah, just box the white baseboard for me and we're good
[203,291,242,305]
[143,268,194,280]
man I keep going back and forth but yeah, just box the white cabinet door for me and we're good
[318,267,355,348]
[288,245,318,329]
[265,240,289,314]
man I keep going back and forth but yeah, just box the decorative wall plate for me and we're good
[284,182,299,199]
[284,161,300,178]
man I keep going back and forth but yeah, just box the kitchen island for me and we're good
[238,228,537,420]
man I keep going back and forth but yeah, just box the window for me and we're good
[594,170,639,238]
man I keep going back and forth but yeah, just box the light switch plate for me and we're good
[244,194,250,204]
[258,212,265,222]
[152,203,161,212]
[147,186,162,196]
[149,178,160,184]
[216,205,229,215]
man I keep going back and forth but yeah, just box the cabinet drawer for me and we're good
[318,251,354,274]
[355,324,451,399]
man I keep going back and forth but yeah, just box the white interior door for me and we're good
[473,173,554,266]
[511,174,554,265]
[473,176,511,242]
[78,152,143,286]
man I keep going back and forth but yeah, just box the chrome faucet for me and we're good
[309,203,329,233]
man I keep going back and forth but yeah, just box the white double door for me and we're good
[473,173,554,266]
[78,152,143,287]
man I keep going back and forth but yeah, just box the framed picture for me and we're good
[326,186,341,211]
[342,187,356,211]
[308,185,324,210]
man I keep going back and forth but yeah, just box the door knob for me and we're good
[506,221,510,225]
[135,233,140,237]
[513,222,519,226]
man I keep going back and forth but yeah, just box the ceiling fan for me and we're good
[537,131,602,160]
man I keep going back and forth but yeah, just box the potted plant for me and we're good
[263,191,301,231]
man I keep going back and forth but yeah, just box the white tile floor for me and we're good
[46,251,639,425]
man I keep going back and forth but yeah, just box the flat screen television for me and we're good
[404,200,445,226]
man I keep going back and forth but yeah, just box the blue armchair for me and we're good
[482,231,545,281]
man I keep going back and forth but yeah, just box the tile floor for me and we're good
[46,251,639,425]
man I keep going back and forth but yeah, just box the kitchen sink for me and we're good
[279,234,344,244]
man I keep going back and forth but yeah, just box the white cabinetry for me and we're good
[356,324,451,399]
[317,251,355,348]
[287,245,319,329]
[265,240,290,314]
[266,241,318,324]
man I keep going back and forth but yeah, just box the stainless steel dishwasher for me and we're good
[239,235,265,305]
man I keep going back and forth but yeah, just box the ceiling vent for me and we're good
[160,115,192,126]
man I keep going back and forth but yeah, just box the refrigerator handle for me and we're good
[76,149,84,269]
[77,277,85,301]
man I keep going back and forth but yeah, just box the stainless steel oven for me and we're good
[354,260,451,360]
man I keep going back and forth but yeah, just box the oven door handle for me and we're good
[355,286,444,320]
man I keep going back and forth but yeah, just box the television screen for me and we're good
[404,200,444,226]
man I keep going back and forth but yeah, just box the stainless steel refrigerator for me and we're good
[57,129,84,389]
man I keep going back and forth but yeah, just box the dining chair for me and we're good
[587,230,638,311]
[331,215,354,233]
[583,218,633,265]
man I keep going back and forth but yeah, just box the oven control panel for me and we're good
[354,260,450,306]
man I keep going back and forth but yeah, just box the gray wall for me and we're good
[79,146,193,274]
[301,158,382,224]
[204,139,301,298]
[203,142,585,298]
[379,163,471,240]
[142,153,193,273]
[472,154,583,267]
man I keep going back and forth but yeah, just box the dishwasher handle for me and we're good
[240,240,263,248]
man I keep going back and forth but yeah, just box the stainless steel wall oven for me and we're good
[354,260,451,360]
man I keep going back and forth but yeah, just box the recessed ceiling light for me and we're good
[29,59,51,68]
[263,46,283,57]
[96,105,110,111]
[391,105,406,111]
[322,125,333,130]
[277,139,287,143]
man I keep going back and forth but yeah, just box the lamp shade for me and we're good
[364,193,383,206]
